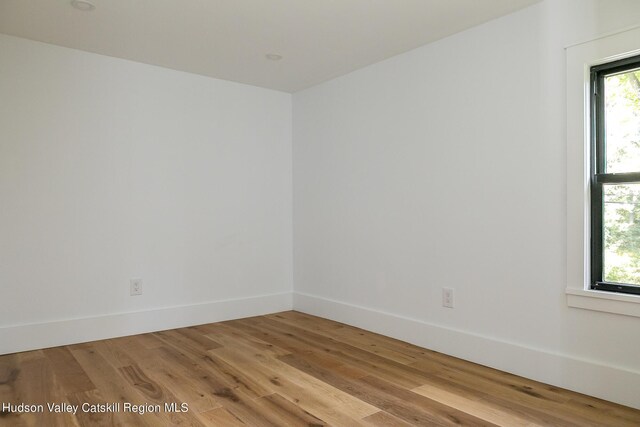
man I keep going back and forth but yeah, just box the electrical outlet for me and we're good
[442,287,454,308]
[130,278,143,296]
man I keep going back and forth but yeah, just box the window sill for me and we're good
[566,288,640,317]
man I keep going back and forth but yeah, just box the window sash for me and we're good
[594,172,640,184]
[590,55,640,295]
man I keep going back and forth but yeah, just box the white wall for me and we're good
[293,0,640,409]
[0,34,292,353]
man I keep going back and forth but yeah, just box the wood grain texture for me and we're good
[0,311,639,426]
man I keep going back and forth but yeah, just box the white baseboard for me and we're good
[0,292,293,355]
[293,291,640,410]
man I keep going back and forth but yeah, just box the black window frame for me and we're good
[590,54,640,295]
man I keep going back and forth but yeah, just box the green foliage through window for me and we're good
[602,69,640,286]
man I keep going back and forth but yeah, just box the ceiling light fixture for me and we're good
[70,0,95,11]
[265,53,283,61]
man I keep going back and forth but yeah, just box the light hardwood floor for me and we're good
[1,311,639,426]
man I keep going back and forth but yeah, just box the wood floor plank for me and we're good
[271,311,432,360]
[133,349,222,413]
[196,322,291,358]
[209,343,376,425]
[35,358,83,427]
[412,352,572,404]
[208,328,378,417]
[175,327,224,351]
[118,363,207,427]
[144,344,250,409]
[70,345,165,427]
[279,352,494,426]
[118,364,167,401]
[253,393,327,426]
[229,316,434,389]
[405,360,587,426]
[90,337,142,369]
[153,328,222,358]
[220,320,369,380]
[206,391,283,427]
[412,382,541,427]
[410,358,625,427]
[0,354,20,401]
[198,406,247,426]
[267,312,419,365]
[0,310,638,426]
[66,390,118,427]
[92,334,212,422]
[362,411,415,426]
[42,347,96,394]
[1,353,80,427]
[128,332,165,350]
[411,351,640,426]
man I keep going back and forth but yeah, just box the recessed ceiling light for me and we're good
[265,53,283,61]
[70,0,95,11]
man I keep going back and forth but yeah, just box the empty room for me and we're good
[2,0,640,425]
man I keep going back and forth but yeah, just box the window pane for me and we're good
[604,68,640,173]
[603,183,640,285]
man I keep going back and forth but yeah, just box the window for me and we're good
[566,27,640,317]
[590,55,640,295]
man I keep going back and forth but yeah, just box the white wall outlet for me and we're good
[442,287,454,308]
[130,278,143,296]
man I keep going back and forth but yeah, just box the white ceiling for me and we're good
[0,0,539,92]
